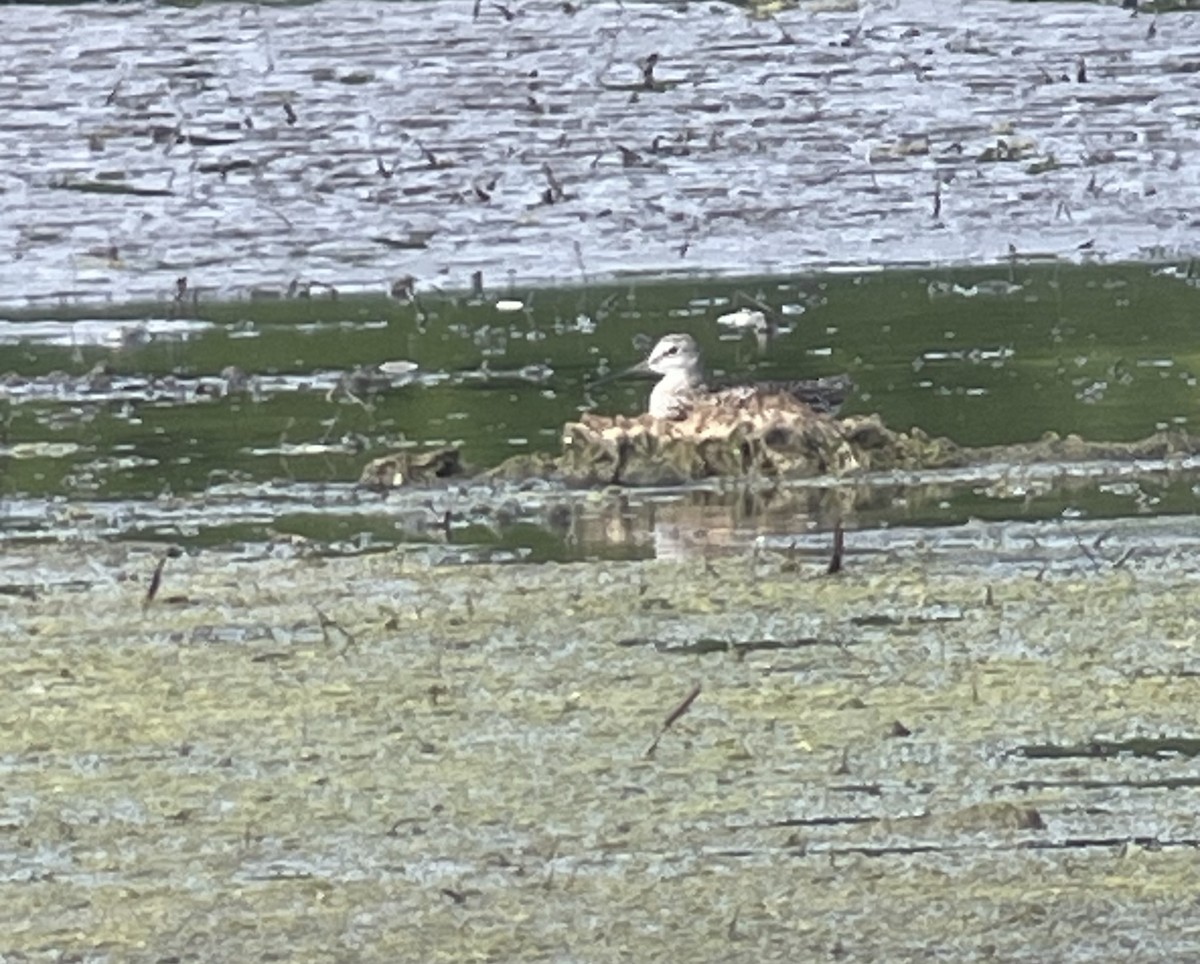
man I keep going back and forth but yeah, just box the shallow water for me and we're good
[3,0,1200,558]
[4,261,1200,556]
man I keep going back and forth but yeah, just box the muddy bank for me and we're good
[3,521,1199,960]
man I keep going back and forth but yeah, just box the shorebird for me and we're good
[622,333,853,420]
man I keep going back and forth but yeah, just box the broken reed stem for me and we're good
[144,553,169,608]
[143,547,181,609]
[827,523,845,575]
[645,682,701,758]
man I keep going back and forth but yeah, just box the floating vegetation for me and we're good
[5,515,1200,958]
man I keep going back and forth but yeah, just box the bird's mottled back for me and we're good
[639,333,852,420]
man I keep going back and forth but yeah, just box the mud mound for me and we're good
[360,393,1200,491]
[358,447,465,491]
[549,394,964,486]
[359,394,966,489]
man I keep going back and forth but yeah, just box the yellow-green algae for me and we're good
[3,532,1199,961]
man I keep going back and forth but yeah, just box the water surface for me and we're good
[1,0,1198,304]
[3,261,1200,556]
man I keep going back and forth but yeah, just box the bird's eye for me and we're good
[665,346,678,355]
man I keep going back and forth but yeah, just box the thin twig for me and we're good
[645,683,701,757]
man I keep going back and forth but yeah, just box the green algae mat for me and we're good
[4,521,1198,961]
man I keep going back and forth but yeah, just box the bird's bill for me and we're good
[586,357,652,389]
